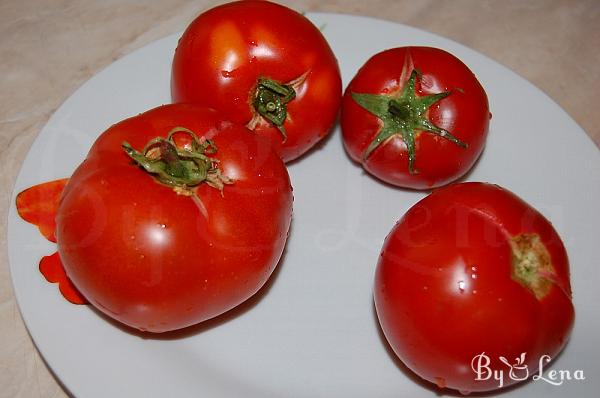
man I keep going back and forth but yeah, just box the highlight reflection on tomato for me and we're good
[374,182,574,393]
[171,0,342,162]
[55,104,293,333]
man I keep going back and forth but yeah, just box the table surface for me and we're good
[1,1,598,397]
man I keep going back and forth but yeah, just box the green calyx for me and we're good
[351,69,467,174]
[122,127,232,196]
[251,77,296,142]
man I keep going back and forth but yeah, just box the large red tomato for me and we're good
[171,0,342,162]
[342,47,490,189]
[374,182,574,393]
[56,104,293,333]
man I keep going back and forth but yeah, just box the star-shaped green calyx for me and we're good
[351,69,467,174]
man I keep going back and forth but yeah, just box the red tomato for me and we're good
[171,0,342,162]
[341,47,490,189]
[374,182,574,393]
[56,104,293,333]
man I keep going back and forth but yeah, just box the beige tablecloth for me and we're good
[1,1,598,397]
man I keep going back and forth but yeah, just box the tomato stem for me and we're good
[248,72,308,142]
[250,78,295,142]
[352,69,467,174]
[122,127,232,195]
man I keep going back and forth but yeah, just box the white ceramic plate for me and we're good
[8,13,600,398]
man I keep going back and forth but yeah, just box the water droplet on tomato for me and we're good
[458,280,465,292]
[221,68,240,78]
[470,265,478,279]
[139,254,145,260]
[160,224,166,229]
[130,235,136,240]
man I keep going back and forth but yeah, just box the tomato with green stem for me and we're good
[342,47,490,189]
[55,104,293,333]
[374,182,574,393]
[171,0,342,162]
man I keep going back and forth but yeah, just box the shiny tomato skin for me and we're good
[342,47,490,189]
[56,104,293,333]
[171,0,342,162]
[374,182,574,393]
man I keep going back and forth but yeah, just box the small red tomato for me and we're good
[342,47,490,189]
[171,0,342,162]
[56,104,293,333]
[374,182,574,393]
